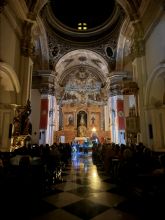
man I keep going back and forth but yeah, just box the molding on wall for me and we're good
[3,5,22,38]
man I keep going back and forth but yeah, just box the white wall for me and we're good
[144,12,165,150]
[150,77,164,106]
[0,13,21,75]
[145,14,165,76]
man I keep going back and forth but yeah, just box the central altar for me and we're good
[74,136,89,144]
[54,104,111,144]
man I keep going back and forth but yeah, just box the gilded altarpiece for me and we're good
[55,104,110,143]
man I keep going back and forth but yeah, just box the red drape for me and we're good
[40,99,48,129]
[116,99,125,130]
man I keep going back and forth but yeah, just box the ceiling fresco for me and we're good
[60,69,108,106]
[53,49,110,106]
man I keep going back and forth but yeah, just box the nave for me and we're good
[1,151,165,220]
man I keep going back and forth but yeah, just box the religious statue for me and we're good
[78,114,87,137]
[13,99,32,136]
[11,100,32,151]
[91,113,95,125]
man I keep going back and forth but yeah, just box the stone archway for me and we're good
[145,63,165,107]
[145,63,165,149]
[0,62,21,151]
[0,62,20,104]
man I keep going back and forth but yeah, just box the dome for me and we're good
[50,0,116,30]
[44,0,122,42]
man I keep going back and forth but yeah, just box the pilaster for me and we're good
[132,56,148,145]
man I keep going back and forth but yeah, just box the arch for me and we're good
[59,65,106,86]
[32,16,49,69]
[145,63,165,106]
[55,49,109,80]
[116,17,133,71]
[116,0,142,21]
[0,62,20,93]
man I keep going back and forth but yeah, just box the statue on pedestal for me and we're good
[78,114,87,137]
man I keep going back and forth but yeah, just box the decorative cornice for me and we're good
[121,80,139,95]
[109,80,139,97]
[46,30,120,70]
[39,86,55,95]
[109,74,137,97]
[32,70,56,93]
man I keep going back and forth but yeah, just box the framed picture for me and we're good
[66,113,74,126]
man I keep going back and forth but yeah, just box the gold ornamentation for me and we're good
[12,99,32,137]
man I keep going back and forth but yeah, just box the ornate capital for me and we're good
[39,86,55,95]
[121,80,139,95]
[21,39,35,57]
[131,38,145,58]
[21,22,35,57]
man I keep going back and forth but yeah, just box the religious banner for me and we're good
[40,99,48,129]
[116,99,125,130]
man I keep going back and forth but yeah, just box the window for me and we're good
[78,23,87,30]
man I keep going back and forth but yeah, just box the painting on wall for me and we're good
[65,113,74,126]
[90,112,100,128]
[91,113,96,125]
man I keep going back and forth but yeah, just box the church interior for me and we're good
[0,0,165,219]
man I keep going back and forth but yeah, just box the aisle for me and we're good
[32,152,139,220]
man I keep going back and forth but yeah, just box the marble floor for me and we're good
[2,152,164,220]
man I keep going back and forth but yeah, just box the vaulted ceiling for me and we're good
[32,0,145,104]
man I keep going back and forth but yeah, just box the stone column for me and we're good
[109,96,116,143]
[31,69,56,145]
[104,105,110,131]
[19,56,33,104]
[38,86,56,146]
[18,21,34,105]
[100,106,104,131]
[131,37,148,145]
